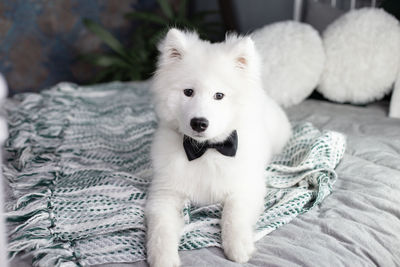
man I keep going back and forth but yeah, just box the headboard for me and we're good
[219,0,384,34]
[296,0,383,32]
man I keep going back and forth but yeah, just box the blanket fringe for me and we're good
[4,84,80,266]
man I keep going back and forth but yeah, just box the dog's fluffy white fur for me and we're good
[251,21,325,107]
[145,28,291,267]
[319,8,400,104]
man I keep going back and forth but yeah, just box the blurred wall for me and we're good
[1,0,388,95]
[0,0,156,95]
[303,0,385,32]
[231,0,294,33]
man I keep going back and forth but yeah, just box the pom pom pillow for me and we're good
[252,21,325,107]
[318,8,400,104]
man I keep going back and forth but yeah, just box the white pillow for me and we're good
[318,8,400,104]
[0,74,6,101]
[252,21,325,107]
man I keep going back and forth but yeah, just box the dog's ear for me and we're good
[158,28,198,64]
[228,36,257,70]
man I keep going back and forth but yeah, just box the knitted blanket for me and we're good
[3,82,346,266]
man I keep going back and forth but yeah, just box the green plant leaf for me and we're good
[83,18,130,59]
[93,68,114,83]
[192,10,219,20]
[129,71,141,81]
[157,0,174,19]
[79,3,224,84]
[148,28,168,47]
[125,11,168,25]
[178,0,188,19]
[84,55,132,68]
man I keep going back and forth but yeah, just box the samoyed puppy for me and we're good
[145,28,292,267]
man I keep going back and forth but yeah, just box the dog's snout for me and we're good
[190,117,209,132]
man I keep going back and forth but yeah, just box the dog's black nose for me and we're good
[190,117,209,132]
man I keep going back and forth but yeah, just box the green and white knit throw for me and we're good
[3,82,346,266]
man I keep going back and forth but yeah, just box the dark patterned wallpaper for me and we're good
[0,0,156,95]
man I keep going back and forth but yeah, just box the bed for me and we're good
[2,80,399,267]
[2,1,400,266]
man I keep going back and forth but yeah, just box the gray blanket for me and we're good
[10,97,400,267]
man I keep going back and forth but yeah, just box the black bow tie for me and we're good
[183,130,238,161]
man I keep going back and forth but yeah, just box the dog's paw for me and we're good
[222,230,255,263]
[147,251,181,267]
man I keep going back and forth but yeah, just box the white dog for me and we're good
[145,28,291,267]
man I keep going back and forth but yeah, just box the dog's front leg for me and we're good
[145,190,185,267]
[221,192,264,263]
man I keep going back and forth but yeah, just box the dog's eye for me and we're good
[214,92,224,100]
[183,89,194,97]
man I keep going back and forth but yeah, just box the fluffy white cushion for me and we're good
[251,21,325,107]
[0,118,7,144]
[318,8,400,104]
[0,74,6,101]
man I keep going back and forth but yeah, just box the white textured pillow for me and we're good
[318,8,400,104]
[252,21,325,107]
[0,75,6,101]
